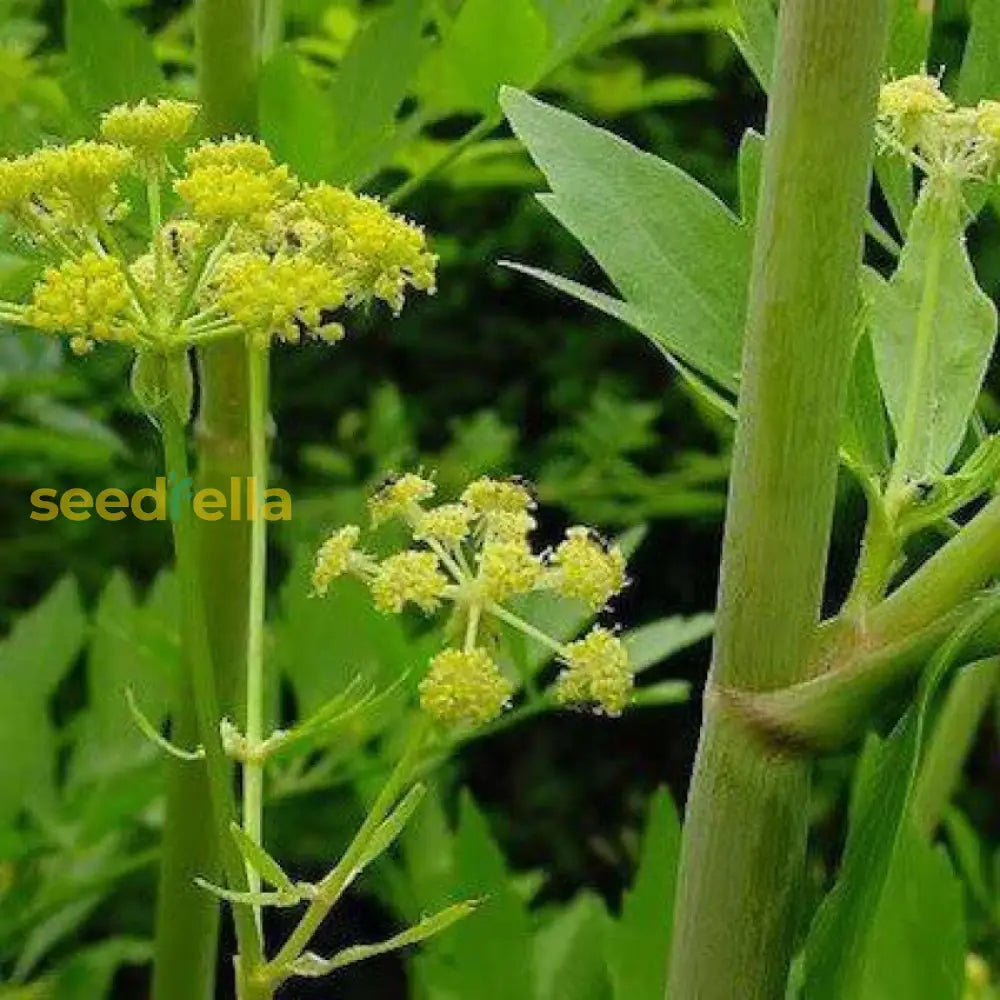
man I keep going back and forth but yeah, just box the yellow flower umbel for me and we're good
[0,99,437,366]
[878,72,1000,186]
[312,474,634,730]
[100,99,198,175]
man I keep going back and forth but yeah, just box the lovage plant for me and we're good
[0,91,638,998]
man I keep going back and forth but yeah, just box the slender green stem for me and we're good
[149,175,165,321]
[487,600,566,657]
[243,346,269,931]
[386,116,499,207]
[261,721,429,986]
[912,657,999,836]
[668,2,888,996]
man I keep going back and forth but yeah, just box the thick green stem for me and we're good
[160,408,264,967]
[913,657,999,836]
[668,2,887,996]
[153,4,263,994]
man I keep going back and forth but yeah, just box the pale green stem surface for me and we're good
[668,2,888,996]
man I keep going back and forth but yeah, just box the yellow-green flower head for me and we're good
[0,155,37,213]
[312,525,366,596]
[26,251,138,345]
[27,141,132,222]
[461,476,537,516]
[302,184,437,312]
[878,73,952,144]
[185,137,277,174]
[555,626,632,716]
[414,502,476,545]
[549,526,627,610]
[175,163,296,224]
[481,509,537,543]
[370,550,448,614]
[478,539,542,601]
[212,252,344,347]
[100,99,199,171]
[368,472,436,527]
[419,646,512,728]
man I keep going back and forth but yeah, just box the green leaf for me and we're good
[359,783,427,867]
[229,823,296,894]
[868,191,998,479]
[841,330,891,478]
[958,0,1000,105]
[623,613,713,674]
[0,577,85,824]
[416,793,535,1000]
[501,88,749,391]
[730,0,777,88]
[292,900,479,977]
[533,892,611,1000]
[536,0,631,60]
[607,789,681,1000]
[49,939,150,1000]
[325,0,424,183]
[738,128,764,225]
[800,604,978,1000]
[259,48,340,184]
[65,0,164,119]
[422,0,550,113]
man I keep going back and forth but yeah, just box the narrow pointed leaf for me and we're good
[358,783,427,868]
[229,823,296,895]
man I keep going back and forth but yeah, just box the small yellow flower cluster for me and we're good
[878,72,1000,184]
[100,99,198,174]
[418,648,513,728]
[176,138,297,224]
[211,253,345,347]
[549,527,628,611]
[26,252,138,350]
[302,185,437,312]
[311,473,633,727]
[0,99,436,359]
[554,626,633,717]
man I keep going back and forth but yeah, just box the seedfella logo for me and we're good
[30,477,292,522]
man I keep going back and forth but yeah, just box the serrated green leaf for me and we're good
[65,0,164,119]
[293,899,478,977]
[534,892,611,1000]
[501,88,749,391]
[422,0,549,113]
[0,577,85,824]
[868,190,997,479]
[415,792,534,999]
[607,789,681,1000]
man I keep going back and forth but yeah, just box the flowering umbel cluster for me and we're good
[0,99,436,357]
[877,72,1000,187]
[312,474,633,727]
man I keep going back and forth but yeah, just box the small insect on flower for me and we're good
[418,647,513,728]
[368,473,436,527]
[554,626,633,717]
